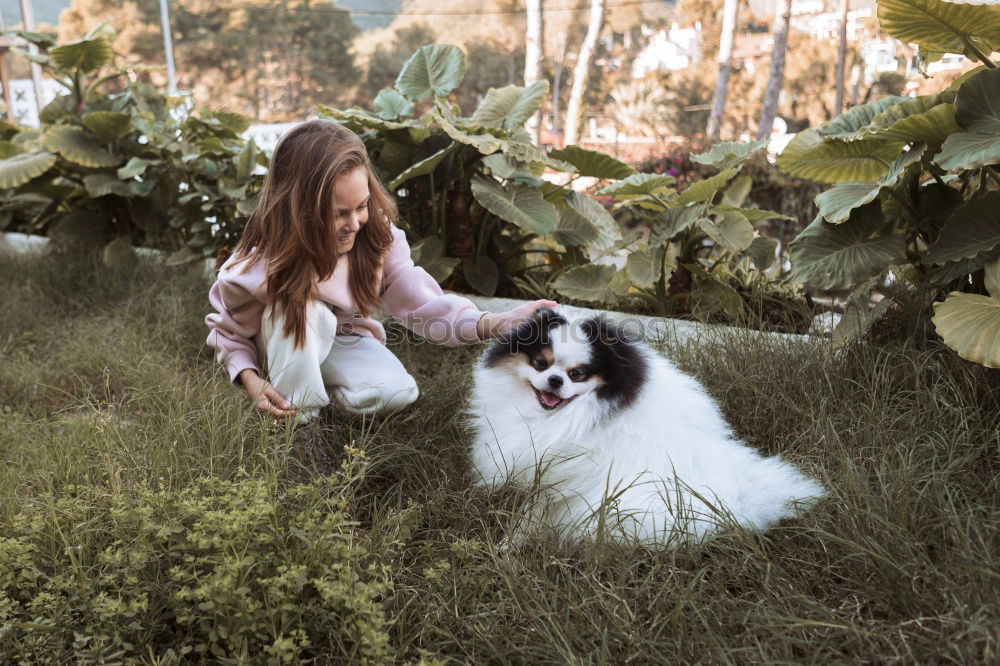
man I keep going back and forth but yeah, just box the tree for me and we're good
[706,0,739,140]
[57,0,359,121]
[564,0,605,147]
[524,0,544,144]
[834,0,849,115]
[757,0,791,139]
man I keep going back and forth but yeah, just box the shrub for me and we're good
[0,450,416,664]
[776,0,1000,364]
[0,28,265,267]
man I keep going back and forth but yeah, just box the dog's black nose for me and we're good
[548,375,563,389]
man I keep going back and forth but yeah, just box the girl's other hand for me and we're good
[238,369,297,418]
[477,299,560,340]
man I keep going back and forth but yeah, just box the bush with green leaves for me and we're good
[0,27,265,267]
[322,43,801,328]
[777,0,1000,366]
[0,450,430,664]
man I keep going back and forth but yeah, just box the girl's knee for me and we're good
[334,378,419,415]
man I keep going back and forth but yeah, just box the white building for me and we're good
[631,22,703,78]
[3,79,64,127]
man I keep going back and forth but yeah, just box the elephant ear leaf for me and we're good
[932,258,1000,369]
[0,151,57,188]
[934,68,1000,171]
[395,44,467,101]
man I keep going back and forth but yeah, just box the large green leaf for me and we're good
[878,0,1000,55]
[856,95,960,146]
[934,68,1000,171]
[778,128,903,183]
[395,44,467,101]
[819,96,909,139]
[699,211,755,252]
[463,256,499,296]
[815,145,925,223]
[237,139,258,180]
[745,235,779,271]
[43,126,121,167]
[720,174,752,207]
[82,111,133,141]
[470,175,557,234]
[650,204,708,245]
[38,95,76,124]
[432,110,506,155]
[788,204,907,289]
[924,192,1000,264]
[626,246,665,288]
[932,290,1000,368]
[596,172,675,197]
[117,156,153,179]
[0,141,21,159]
[373,88,415,120]
[677,167,740,205]
[547,145,636,179]
[553,205,601,246]
[0,151,56,188]
[84,173,130,197]
[690,139,767,169]
[481,153,542,185]
[316,105,422,133]
[202,111,253,135]
[48,37,113,73]
[553,264,630,303]
[563,191,621,249]
[389,143,458,189]
[410,236,458,283]
[471,81,549,130]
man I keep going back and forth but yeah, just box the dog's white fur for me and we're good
[468,319,824,545]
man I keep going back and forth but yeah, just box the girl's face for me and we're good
[332,167,370,255]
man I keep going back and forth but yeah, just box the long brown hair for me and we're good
[232,119,396,348]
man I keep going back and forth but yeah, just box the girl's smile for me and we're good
[333,167,370,254]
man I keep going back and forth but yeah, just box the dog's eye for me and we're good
[568,368,585,382]
[533,358,549,371]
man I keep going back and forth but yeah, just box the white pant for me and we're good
[259,301,419,422]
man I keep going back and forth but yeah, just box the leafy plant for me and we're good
[322,43,797,328]
[777,0,1000,365]
[318,43,631,298]
[554,139,799,325]
[0,28,266,266]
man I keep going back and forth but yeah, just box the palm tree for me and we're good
[706,0,739,140]
[758,0,792,139]
[564,0,605,147]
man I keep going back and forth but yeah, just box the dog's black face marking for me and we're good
[483,307,567,368]
[578,316,648,412]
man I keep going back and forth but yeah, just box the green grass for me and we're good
[1,248,998,664]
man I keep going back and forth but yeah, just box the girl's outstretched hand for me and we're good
[238,369,297,418]
[477,299,560,340]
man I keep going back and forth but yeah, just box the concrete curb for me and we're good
[3,231,816,346]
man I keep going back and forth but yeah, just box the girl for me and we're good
[206,119,557,422]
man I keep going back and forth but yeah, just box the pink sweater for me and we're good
[205,225,483,383]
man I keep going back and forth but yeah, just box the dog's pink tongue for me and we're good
[540,391,562,407]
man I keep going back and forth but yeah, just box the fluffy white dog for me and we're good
[468,308,824,545]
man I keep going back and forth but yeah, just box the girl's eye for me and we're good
[568,369,585,382]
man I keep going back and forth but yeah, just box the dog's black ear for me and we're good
[482,306,566,368]
[580,315,636,347]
